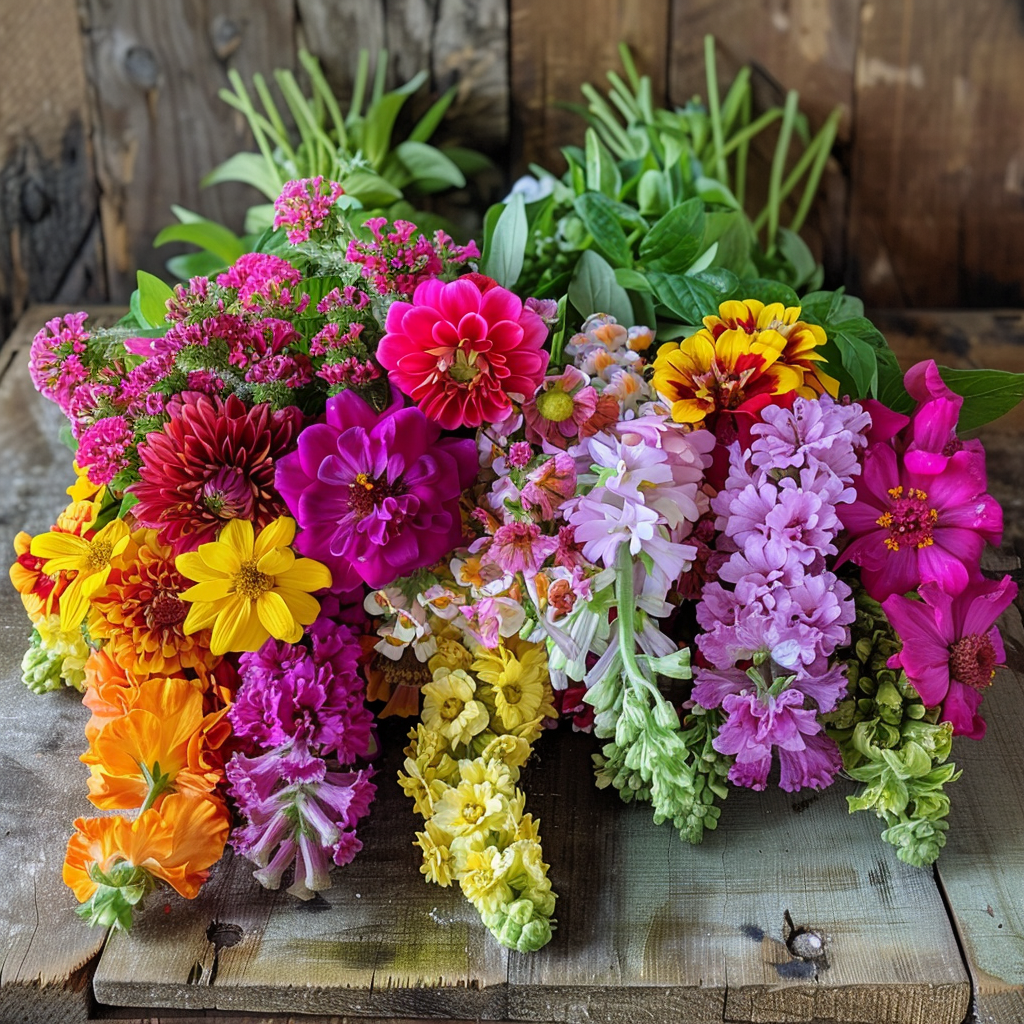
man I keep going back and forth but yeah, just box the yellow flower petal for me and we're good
[197,540,242,577]
[181,579,233,603]
[81,568,111,599]
[58,576,90,632]
[277,558,332,593]
[219,519,255,560]
[756,302,785,328]
[257,591,303,643]
[31,532,89,561]
[183,600,222,635]
[257,547,294,576]
[254,516,296,559]
[175,551,224,583]
[276,588,321,625]
[670,398,711,424]
[210,596,257,655]
[96,518,130,545]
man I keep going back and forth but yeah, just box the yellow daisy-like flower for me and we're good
[457,756,517,797]
[471,640,555,731]
[480,732,533,771]
[431,779,508,840]
[66,461,105,503]
[459,846,514,915]
[34,613,91,691]
[30,518,131,631]
[421,668,490,748]
[428,637,474,674]
[175,517,331,656]
[652,299,836,425]
[414,820,457,887]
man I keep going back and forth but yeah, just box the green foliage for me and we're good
[937,367,1024,431]
[480,193,527,288]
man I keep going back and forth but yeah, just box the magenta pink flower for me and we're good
[274,387,477,590]
[486,522,558,577]
[522,365,614,449]
[377,276,549,429]
[838,443,1002,600]
[216,253,307,313]
[29,312,90,414]
[77,415,134,485]
[882,575,1017,739]
[273,177,344,244]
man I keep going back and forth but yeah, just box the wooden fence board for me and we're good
[0,306,124,1024]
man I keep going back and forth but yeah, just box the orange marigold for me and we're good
[89,529,217,677]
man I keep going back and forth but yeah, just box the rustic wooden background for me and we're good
[4,0,1024,342]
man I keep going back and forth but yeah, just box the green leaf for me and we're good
[340,169,403,208]
[136,270,174,328]
[694,176,741,210]
[170,204,208,224]
[383,140,465,191]
[685,242,718,276]
[362,90,411,168]
[585,127,622,197]
[614,267,653,293]
[440,145,494,176]
[409,84,458,143]
[827,319,880,398]
[703,210,752,275]
[776,228,819,289]
[649,268,737,323]
[200,152,283,201]
[937,367,1024,430]
[799,288,864,323]
[153,221,247,266]
[119,493,140,518]
[639,198,704,274]
[568,250,633,324]
[637,168,670,216]
[243,203,276,235]
[737,278,800,308]
[481,193,527,288]
[574,193,632,267]
[58,421,78,454]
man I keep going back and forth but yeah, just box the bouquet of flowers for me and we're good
[11,42,1023,954]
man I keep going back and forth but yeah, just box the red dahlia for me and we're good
[131,393,302,553]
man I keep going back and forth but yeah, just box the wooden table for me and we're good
[1,307,1022,1024]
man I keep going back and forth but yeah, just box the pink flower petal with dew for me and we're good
[941,681,986,739]
[917,540,972,595]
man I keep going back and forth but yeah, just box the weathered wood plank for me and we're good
[669,0,859,292]
[933,552,1024,1024]
[0,306,123,1024]
[849,0,1024,307]
[79,0,296,301]
[0,0,106,342]
[509,0,670,174]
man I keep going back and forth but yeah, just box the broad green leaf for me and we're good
[937,367,1024,431]
[828,320,880,398]
[244,203,276,235]
[440,146,495,176]
[568,250,633,324]
[799,288,864,323]
[481,192,527,288]
[153,221,247,266]
[170,204,208,224]
[704,210,752,275]
[340,169,403,208]
[649,268,738,323]
[409,84,458,143]
[383,140,465,191]
[362,91,410,168]
[136,270,174,328]
[637,168,670,217]
[201,152,283,200]
[574,193,632,267]
[777,227,819,289]
[614,267,653,293]
[585,128,622,197]
[639,198,704,274]
[695,176,742,210]
[685,241,718,276]
[165,250,227,281]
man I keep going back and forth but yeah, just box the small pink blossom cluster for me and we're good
[273,176,345,244]
[29,312,94,417]
[347,217,480,297]
[838,361,1014,738]
[226,621,377,897]
[692,395,871,792]
[216,253,310,315]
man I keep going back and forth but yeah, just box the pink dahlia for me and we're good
[837,443,1002,601]
[274,387,478,590]
[376,276,549,429]
[131,394,302,552]
[883,575,1018,739]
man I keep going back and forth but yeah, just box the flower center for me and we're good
[440,696,465,721]
[462,801,485,824]
[233,559,273,600]
[201,466,255,520]
[148,590,187,627]
[535,388,576,423]
[503,682,524,705]
[87,540,113,570]
[949,633,997,690]
[348,472,405,519]
[448,347,481,383]
[875,486,938,552]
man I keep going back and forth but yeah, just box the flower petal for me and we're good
[181,579,233,604]
[210,597,257,655]
[257,590,303,642]
[254,516,296,559]
[277,558,332,593]
[31,532,89,560]
[197,541,241,577]
[219,518,255,560]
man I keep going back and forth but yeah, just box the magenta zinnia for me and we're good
[883,575,1018,740]
[131,394,302,553]
[274,388,478,591]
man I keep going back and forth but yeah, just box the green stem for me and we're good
[717,107,784,158]
[789,106,841,233]
[704,35,728,186]
[765,89,799,256]
[735,88,752,208]
[613,544,661,704]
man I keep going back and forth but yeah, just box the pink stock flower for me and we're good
[76,415,134,485]
[377,276,549,429]
[216,253,307,313]
[29,312,91,414]
[273,177,344,244]
[883,575,1018,739]
[838,443,1002,601]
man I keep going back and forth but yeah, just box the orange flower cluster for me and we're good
[9,469,235,927]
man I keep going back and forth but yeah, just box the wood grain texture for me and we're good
[510,0,670,174]
[848,0,1024,307]
[0,307,124,1024]
[669,0,861,291]
[79,0,296,301]
[934,551,1024,1024]
[0,0,106,342]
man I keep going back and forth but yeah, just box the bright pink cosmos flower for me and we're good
[882,575,1017,739]
[377,276,549,429]
[837,443,1002,601]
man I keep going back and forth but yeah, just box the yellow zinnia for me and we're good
[175,517,331,656]
[652,298,835,425]
[472,640,555,731]
[421,668,490,748]
[30,517,131,631]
